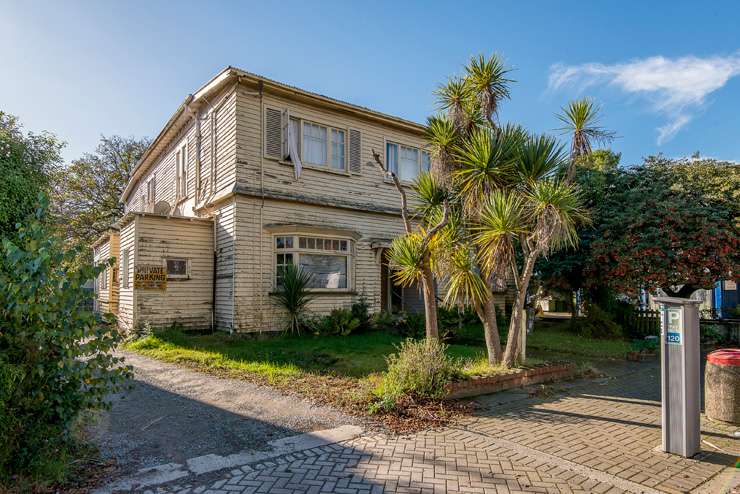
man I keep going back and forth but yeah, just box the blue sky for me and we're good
[2,0,739,166]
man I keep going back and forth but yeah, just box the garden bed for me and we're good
[446,362,577,399]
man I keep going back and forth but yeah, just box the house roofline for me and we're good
[120,66,427,203]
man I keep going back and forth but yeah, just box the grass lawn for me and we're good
[126,329,485,381]
[126,320,631,384]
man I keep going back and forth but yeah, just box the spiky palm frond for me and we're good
[273,264,314,334]
[413,171,450,224]
[453,128,520,214]
[425,115,459,185]
[474,191,528,278]
[465,54,513,126]
[442,244,489,308]
[556,97,615,162]
[525,179,589,254]
[387,233,426,287]
[516,134,567,185]
[434,77,472,132]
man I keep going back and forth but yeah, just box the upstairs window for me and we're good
[146,176,156,212]
[386,141,431,182]
[176,143,188,199]
[264,107,350,173]
[302,122,328,165]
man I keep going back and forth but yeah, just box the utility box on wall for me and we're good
[655,296,701,457]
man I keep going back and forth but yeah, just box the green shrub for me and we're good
[700,323,726,346]
[0,198,130,484]
[575,303,623,339]
[350,298,371,331]
[372,338,459,412]
[369,310,396,332]
[311,308,361,336]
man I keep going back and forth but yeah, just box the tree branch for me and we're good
[419,200,450,254]
[372,149,412,234]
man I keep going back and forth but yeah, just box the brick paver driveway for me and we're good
[132,362,739,494]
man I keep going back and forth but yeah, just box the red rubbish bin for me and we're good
[704,349,740,424]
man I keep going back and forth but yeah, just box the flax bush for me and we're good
[372,338,459,412]
[0,197,130,483]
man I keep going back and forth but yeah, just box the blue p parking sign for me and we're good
[665,307,683,346]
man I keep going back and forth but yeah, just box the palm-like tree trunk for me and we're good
[502,251,537,366]
[420,257,439,339]
[475,290,502,364]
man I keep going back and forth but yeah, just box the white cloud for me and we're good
[548,53,740,144]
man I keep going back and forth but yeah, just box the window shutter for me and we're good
[281,109,290,160]
[349,129,362,174]
[264,107,282,158]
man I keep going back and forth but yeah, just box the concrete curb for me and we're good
[93,425,363,494]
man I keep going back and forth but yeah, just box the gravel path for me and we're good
[89,350,358,479]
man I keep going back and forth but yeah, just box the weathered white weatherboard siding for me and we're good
[132,214,214,330]
[125,85,238,217]
[231,196,407,330]
[92,231,119,314]
[117,220,136,330]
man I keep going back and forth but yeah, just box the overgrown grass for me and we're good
[528,324,632,359]
[126,321,631,386]
[126,329,484,381]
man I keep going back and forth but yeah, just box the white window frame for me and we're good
[176,143,188,200]
[146,176,156,212]
[273,234,353,292]
[266,106,349,175]
[100,267,108,290]
[164,258,190,280]
[385,139,431,183]
[121,248,130,289]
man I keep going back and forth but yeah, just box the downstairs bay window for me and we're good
[274,235,352,290]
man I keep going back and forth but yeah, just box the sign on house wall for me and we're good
[134,265,167,290]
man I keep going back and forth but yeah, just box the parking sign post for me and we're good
[654,296,701,457]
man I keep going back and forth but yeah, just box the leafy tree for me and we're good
[0,197,130,482]
[0,112,63,239]
[52,135,150,252]
[534,150,621,314]
[586,157,739,298]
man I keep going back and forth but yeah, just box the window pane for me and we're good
[399,146,418,181]
[299,237,307,249]
[300,254,347,289]
[307,237,315,249]
[167,259,187,277]
[421,151,431,173]
[339,240,347,251]
[302,122,327,165]
[316,238,324,250]
[386,142,398,174]
[331,129,345,170]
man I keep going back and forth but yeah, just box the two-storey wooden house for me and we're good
[93,66,456,332]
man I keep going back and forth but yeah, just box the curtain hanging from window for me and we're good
[287,116,303,179]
